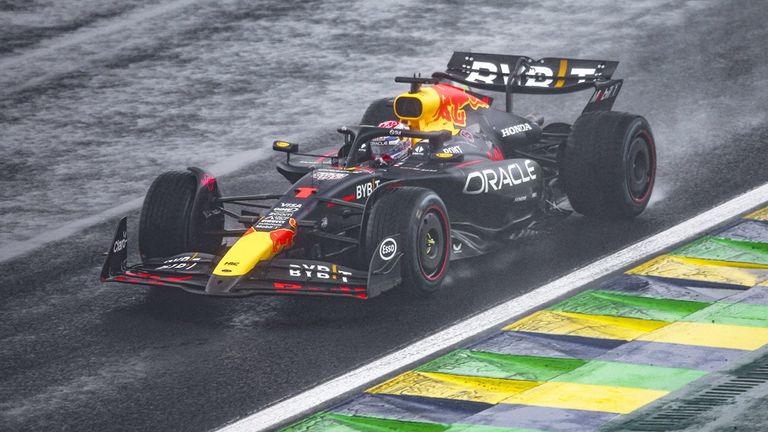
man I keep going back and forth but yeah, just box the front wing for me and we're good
[100,218,402,299]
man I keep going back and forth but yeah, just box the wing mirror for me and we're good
[273,140,299,153]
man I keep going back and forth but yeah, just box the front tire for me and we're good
[561,111,656,219]
[365,187,450,296]
[360,97,397,126]
[139,170,223,260]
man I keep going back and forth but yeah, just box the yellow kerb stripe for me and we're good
[554,59,568,88]
[503,310,668,341]
[504,381,667,414]
[627,255,768,287]
[745,207,768,221]
[368,371,666,414]
[638,321,768,350]
[367,371,539,404]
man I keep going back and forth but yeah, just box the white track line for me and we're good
[215,182,768,432]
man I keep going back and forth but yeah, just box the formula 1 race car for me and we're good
[101,52,656,299]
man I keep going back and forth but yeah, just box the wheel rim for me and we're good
[626,131,654,203]
[417,208,447,280]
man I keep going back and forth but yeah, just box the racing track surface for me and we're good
[2,2,768,431]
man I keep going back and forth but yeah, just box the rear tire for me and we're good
[139,171,222,260]
[561,111,656,219]
[360,98,397,126]
[365,187,450,297]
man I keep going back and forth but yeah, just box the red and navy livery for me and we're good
[101,52,656,299]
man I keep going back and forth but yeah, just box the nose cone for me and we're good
[212,230,277,277]
[210,219,297,291]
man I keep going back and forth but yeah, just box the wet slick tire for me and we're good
[366,187,450,297]
[139,170,222,260]
[562,111,656,219]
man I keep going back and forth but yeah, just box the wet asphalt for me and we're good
[2,1,768,431]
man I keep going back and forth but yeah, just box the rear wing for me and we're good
[440,52,622,113]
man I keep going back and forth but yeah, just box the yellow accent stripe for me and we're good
[367,371,539,404]
[504,381,667,414]
[745,207,768,221]
[627,255,768,287]
[368,371,665,414]
[554,59,568,88]
[673,256,768,270]
[502,310,669,340]
[638,321,768,350]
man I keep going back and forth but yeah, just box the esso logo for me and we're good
[379,238,397,260]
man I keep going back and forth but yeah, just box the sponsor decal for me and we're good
[464,59,600,88]
[463,160,538,194]
[288,263,353,283]
[313,170,349,181]
[294,187,317,198]
[413,145,426,155]
[459,129,475,143]
[255,202,302,230]
[157,262,198,270]
[112,232,127,253]
[452,241,463,253]
[156,254,203,270]
[500,123,532,138]
[355,179,380,200]
[440,145,463,154]
[269,218,297,254]
[379,237,397,261]
[162,255,201,263]
[433,84,490,128]
[378,120,400,129]
[590,82,621,102]
[200,173,216,192]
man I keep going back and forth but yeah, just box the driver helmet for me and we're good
[370,121,411,162]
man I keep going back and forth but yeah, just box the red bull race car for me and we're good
[101,52,656,299]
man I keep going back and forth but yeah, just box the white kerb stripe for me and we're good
[215,182,768,432]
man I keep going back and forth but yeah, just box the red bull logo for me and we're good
[432,84,489,128]
[269,218,297,254]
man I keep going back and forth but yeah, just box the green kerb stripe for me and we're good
[281,412,540,432]
[416,350,586,382]
[674,236,768,265]
[684,302,768,328]
[548,290,710,321]
[552,360,706,391]
[418,350,705,392]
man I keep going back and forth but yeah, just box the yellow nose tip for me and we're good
[212,231,277,277]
